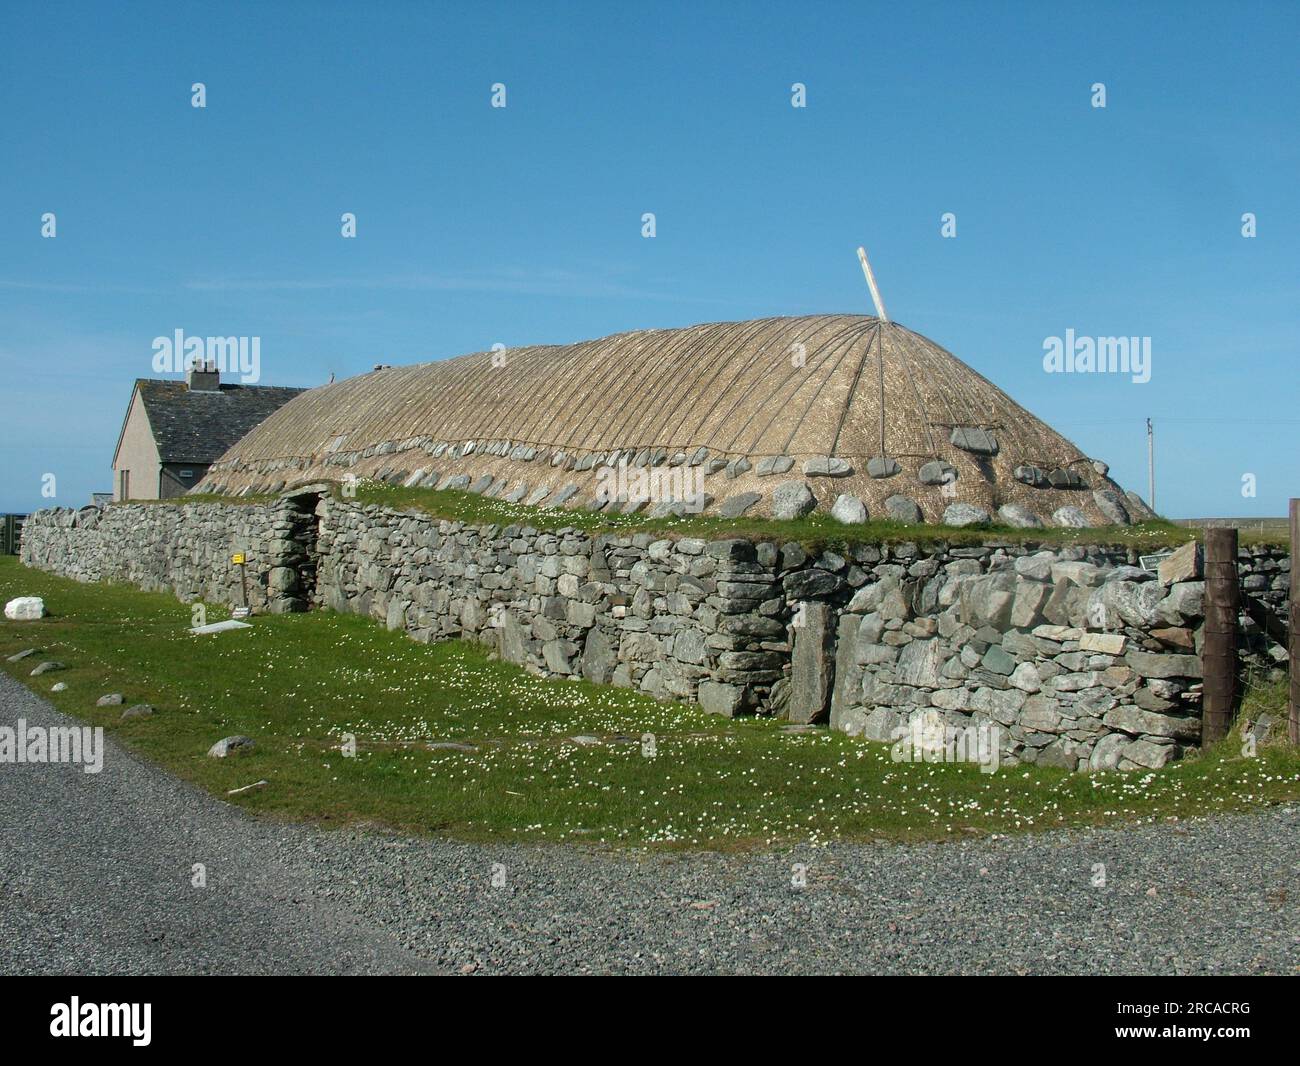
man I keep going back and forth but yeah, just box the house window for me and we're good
[119,469,130,500]
[180,470,194,480]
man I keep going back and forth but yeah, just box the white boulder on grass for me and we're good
[4,597,45,621]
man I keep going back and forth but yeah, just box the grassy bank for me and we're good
[2,555,1297,850]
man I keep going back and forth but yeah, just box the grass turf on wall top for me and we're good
[146,479,1251,552]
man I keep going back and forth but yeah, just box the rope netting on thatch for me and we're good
[198,314,1139,526]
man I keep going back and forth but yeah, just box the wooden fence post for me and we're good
[1202,527,1239,745]
[1290,499,1299,744]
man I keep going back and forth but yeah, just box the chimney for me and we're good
[187,357,220,392]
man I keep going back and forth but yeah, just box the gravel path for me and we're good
[2,672,1296,975]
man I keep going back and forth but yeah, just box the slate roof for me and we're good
[135,379,306,464]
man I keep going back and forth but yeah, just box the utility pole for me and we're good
[1146,417,1155,512]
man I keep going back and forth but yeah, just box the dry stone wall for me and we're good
[20,499,317,613]
[18,498,1292,772]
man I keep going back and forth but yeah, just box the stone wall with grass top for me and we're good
[19,498,318,614]
[18,496,1291,772]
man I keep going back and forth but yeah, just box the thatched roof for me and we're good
[196,314,1151,527]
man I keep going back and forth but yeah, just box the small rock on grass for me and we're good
[121,704,154,721]
[30,661,64,676]
[51,682,67,692]
[207,735,254,758]
[6,648,38,663]
[97,693,124,706]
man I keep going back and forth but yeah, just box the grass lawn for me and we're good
[2,554,1298,850]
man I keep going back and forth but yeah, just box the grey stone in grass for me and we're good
[1119,738,1180,770]
[771,481,816,520]
[120,704,154,721]
[787,602,834,724]
[96,693,124,706]
[830,494,867,525]
[883,495,923,524]
[6,648,38,663]
[428,741,477,752]
[1089,732,1130,771]
[865,456,901,479]
[698,681,745,717]
[719,492,762,518]
[581,627,617,685]
[543,638,579,673]
[1036,739,1079,771]
[207,735,254,758]
[30,661,64,676]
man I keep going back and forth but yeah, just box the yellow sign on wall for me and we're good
[231,552,246,565]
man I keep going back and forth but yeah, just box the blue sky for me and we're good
[1,0,1297,516]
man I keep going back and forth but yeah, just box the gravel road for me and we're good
[2,672,1296,975]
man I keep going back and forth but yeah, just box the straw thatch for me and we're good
[197,314,1150,527]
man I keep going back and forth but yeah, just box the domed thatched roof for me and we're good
[197,314,1150,527]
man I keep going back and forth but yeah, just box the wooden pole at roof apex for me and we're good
[856,246,889,323]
